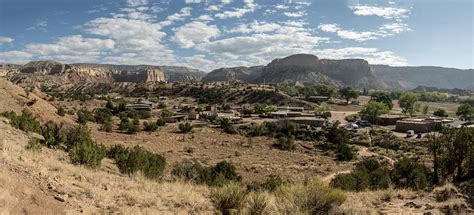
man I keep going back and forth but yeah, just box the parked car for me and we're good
[356,120,372,127]
[416,133,422,138]
[406,130,415,138]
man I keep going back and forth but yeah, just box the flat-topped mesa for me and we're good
[112,68,166,83]
[20,60,69,75]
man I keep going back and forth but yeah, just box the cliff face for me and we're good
[112,68,165,82]
[5,61,202,84]
[320,59,386,89]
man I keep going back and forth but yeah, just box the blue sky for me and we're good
[0,0,472,71]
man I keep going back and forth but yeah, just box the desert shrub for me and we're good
[65,125,94,150]
[69,138,106,169]
[160,109,174,118]
[274,135,296,151]
[118,116,130,131]
[179,122,193,133]
[336,144,355,161]
[127,109,151,119]
[101,120,113,132]
[330,170,369,191]
[246,192,270,215]
[26,99,37,106]
[344,114,359,122]
[56,106,66,116]
[171,160,241,186]
[207,161,242,186]
[391,158,429,190]
[247,175,285,192]
[156,117,166,126]
[26,138,42,153]
[143,120,158,132]
[112,145,166,179]
[221,118,238,134]
[94,108,113,124]
[171,159,208,183]
[247,123,268,137]
[41,121,66,149]
[211,183,247,215]
[277,179,346,214]
[1,110,41,133]
[127,118,141,134]
[77,109,94,125]
[325,123,350,145]
[331,159,391,191]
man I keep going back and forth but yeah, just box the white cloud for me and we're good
[275,4,289,10]
[27,20,48,31]
[318,22,410,41]
[0,51,32,64]
[283,11,305,17]
[350,5,409,19]
[228,21,281,34]
[159,7,192,27]
[172,21,221,48]
[215,0,256,19]
[0,36,14,45]
[22,35,114,62]
[314,47,407,66]
[127,0,148,7]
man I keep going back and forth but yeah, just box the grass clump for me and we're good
[26,138,42,153]
[211,183,247,215]
[276,179,346,214]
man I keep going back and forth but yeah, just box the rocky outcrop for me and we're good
[112,68,165,82]
[202,66,263,83]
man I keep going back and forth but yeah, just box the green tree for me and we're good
[456,103,473,120]
[338,87,359,104]
[422,105,429,116]
[359,101,390,123]
[127,118,141,134]
[433,109,448,117]
[370,92,393,110]
[398,93,419,116]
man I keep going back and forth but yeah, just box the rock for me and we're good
[54,195,66,202]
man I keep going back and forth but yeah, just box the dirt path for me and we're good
[321,169,352,182]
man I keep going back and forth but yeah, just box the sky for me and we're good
[0,0,472,71]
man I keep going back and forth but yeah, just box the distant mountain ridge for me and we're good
[203,54,473,90]
[2,54,473,90]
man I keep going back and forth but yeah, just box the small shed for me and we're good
[306,96,330,103]
[376,115,408,126]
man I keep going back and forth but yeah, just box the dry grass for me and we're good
[0,118,213,214]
